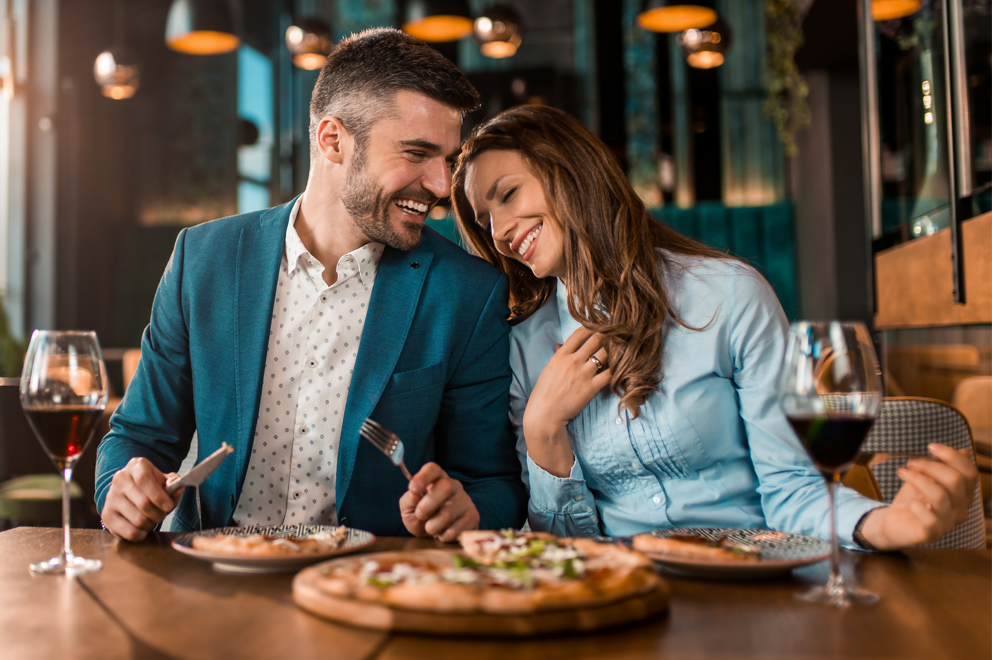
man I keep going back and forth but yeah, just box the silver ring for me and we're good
[588,355,604,371]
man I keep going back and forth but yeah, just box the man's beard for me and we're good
[341,144,425,252]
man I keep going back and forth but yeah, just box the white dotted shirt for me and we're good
[234,198,383,525]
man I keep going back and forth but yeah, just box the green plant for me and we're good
[764,0,810,156]
[0,300,26,377]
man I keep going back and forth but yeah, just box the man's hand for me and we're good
[859,444,978,550]
[100,457,183,541]
[399,462,480,542]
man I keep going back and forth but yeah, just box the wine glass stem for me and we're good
[827,476,840,586]
[61,465,74,562]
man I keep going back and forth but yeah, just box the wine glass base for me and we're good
[797,583,879,608]
[30,555,102,577]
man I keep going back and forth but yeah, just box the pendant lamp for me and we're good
[474,5,522,59]
[871,0,922,21]
[638,0,718,33]
[677,16,731,69]
[402,0,474,43]
[94,0,139,99]
[166,0,240,55]
[286,17,334,70]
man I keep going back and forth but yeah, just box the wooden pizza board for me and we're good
[292,549,670,636]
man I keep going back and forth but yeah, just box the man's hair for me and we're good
[309,27,481,160]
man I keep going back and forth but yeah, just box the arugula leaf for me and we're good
[366,577,395,588]
[452,554,483,569]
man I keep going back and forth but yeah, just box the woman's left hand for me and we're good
[858,444,978,550]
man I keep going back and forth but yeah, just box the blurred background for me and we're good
[0,0,988,527]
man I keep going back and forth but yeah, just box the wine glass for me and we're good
[778,321,882,607]
[19,330,109,576]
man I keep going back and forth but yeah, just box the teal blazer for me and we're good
[94,199,527,535]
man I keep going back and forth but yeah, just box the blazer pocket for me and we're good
[382,362,444,397]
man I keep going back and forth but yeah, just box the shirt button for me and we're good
[299,427,308,435]
[652,495,661,504]
[631,462,639,469]
[616,417,623,426]
[573,495,583,502]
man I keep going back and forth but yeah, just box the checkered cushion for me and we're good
[864,398,986,549]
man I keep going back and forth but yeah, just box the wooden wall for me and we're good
[874,213,991,329]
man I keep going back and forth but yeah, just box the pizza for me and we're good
[191,526,348,557]
[305,529,666,615]
[631,532,762,562]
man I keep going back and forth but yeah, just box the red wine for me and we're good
[787,413,876,477]
[23,406,104,465]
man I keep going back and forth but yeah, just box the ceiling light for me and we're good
[474,5,522,59]
[402,0,474,42]
[94,47,140,99]
[94,0,139,99]
[871,0,922,21]
[677,17,731,69]
[286,17,333,70]
[166,0,240,55]
[637,1,718,33]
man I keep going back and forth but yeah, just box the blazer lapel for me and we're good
[232,201,295,491]
[336,244,433,508]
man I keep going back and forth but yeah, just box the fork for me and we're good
[360,418,413,480]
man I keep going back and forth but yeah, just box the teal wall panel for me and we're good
[651,203,798,319]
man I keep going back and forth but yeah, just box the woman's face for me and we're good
[463,149,565,281]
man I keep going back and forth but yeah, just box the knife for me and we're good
[165,443,234,495]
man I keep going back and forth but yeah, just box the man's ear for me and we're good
[315,116,350,165]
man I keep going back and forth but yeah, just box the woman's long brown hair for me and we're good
[451,105,729,417]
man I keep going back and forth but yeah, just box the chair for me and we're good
[862,397,986,549]
[953,376,991,455]
[122,348,142,391]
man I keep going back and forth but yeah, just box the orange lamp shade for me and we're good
[637,4,718,33]
[872,0,923,21]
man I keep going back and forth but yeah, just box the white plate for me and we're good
[172,524,376,574]
[635,527,830,579]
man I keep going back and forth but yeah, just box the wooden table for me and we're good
[1,528,988,660]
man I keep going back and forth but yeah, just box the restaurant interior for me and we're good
[0,0,989,527]
[0,0,989,656]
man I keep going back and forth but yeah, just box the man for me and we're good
[96,28,527,542]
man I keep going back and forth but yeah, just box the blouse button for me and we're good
[652,495,661,504]
[615,416,623,426]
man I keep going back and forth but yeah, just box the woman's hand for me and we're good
[522,327,612,477]
[858,444,978,550]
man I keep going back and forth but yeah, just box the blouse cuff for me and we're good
[836,495,887,550]
[525,454,596,516]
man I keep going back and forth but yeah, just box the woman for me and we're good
[451,105,976,551]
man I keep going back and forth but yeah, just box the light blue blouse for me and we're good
[510,253,882,546]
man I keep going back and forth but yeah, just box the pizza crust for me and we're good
[631,534,761,562]
[191,527,348,557]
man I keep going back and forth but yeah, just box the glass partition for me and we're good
[871,0,990,243]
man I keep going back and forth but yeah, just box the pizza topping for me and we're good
[354,531,613,592]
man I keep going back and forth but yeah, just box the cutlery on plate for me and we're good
[165,443,234,494]
[360,418,413,480]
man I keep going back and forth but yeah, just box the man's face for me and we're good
[340,90,462,251]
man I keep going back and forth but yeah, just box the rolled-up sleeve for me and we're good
[524,454,601,536]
